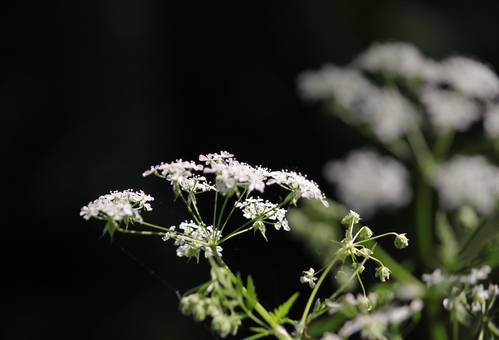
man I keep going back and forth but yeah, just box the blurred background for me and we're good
[3,1,499,339]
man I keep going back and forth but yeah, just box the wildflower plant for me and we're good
[81,42,499,340]
[82,151,411,340]
[296,41,499,339]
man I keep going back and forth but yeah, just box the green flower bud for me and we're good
[192,302,207,322]
[394,233,409,249]
[211,314,232,338]
[358,226,373,240]
[341,210,361,226]
[352,262,365,274]
[375,266,391,282]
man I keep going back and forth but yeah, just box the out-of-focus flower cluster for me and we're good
[300,42,499,218]
[298,41,499,137]
[423,265,499,324]
[322,291,423,340]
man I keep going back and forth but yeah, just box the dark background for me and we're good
[3,1,499,339]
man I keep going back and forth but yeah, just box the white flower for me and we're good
[460,265,491,285]
[420,86,481,132]
[432,156,499,214]
[267,170,328,206]
[483,104,499,139]
[203,156,269,195]
[353,41,441,81]
[80,189,154,222]
[297,64,376,105]
[300,268,318,289]
[355,88,419,143]
[235,197,289,231]
[442,56,499,100]
[166,221,223,261]
[422,269,445,287]
[323,149,412,218]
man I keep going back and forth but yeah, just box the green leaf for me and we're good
[244,327,272,340]
[245,275,257,311]
[271,292,299,322]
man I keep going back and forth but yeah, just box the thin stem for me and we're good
[297,251,343,338]
[415,176,433,269]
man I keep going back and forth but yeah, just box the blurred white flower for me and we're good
[442,56,499,100]
[432,155,499,214]
[420,86,481,132]
[483,104,499,139]
[297,65,377,107]
[353,41,442,82]
[356,88,419,143]
[323,149,412,218]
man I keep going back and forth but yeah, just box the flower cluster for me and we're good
[80,189,154,222]
[235,197,289,238]
[432,155,499,215]
[323,149,412,218]
[298,41,499,139]
[162,221,223,261]
[323,291,423,340]
[423,266,499,326]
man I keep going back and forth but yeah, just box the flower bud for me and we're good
[394,233,409,249]
[358,226,373,240]
[375,266,392,282]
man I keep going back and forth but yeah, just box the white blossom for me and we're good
[442,56,499,100]
[80,189,154,222]
[483,104,499,139]
[323,149,412,218]
[297,65,376,106]
[267,170,328,207]
[355,88,419,142]
[235,197,289,231]
[420,86,481,132]
[203,156,269,195]
[164,221,223,261]
[422,269,445,287]
[300,268,318,289]
[432,156,499,214]
[353,41,442,82]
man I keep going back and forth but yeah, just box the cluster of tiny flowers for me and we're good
[323,149,412,218]
[267,170,329,207]
[179,293,242,338]
[143,159,204,182]
[200,152,269,194]
[432,155,499,215]
[323,291,423,340]
[235,197,289,231]
[423,265,498,315]
[162,221,223,260]
[80,189,153,222]
[297,41,499,139]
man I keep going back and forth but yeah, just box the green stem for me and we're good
[415,176,433,269]
[297,252,343,339]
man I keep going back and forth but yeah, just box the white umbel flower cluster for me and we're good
[298,41,499,139]
[235,197,289,231]
[432,155,499,214]
[80,189,154,222]
[162,221,223,261]
[323,149,412,218]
